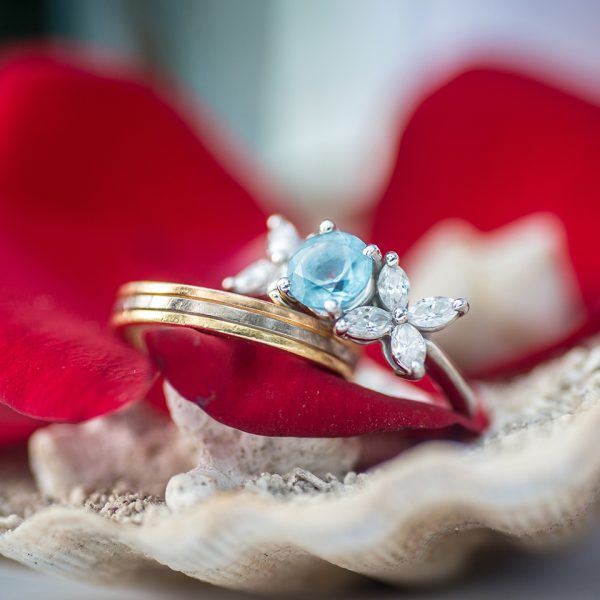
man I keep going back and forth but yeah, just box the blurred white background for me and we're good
[52,0,600,220]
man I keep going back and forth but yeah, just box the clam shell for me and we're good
[163,385,362,510]
[29,403,197,499]
[1,341,600,593]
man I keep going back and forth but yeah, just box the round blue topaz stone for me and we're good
[287,231,373,315]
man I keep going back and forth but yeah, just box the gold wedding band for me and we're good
[112,281,359,378]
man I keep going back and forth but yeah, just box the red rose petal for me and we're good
[0,296,153,423]
[145,327,485,438]
[0,48,271,431]
[0,404,44,447]
[0,50,270,321]
[374,67,600,326]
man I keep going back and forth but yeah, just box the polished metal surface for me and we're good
[113,286,359,379]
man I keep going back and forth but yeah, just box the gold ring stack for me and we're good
[112,281,359,378]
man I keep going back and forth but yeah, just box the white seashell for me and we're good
[163,382,362,510]
[1,341,600,593]
[29,403,197,499]
[377,263,410,311]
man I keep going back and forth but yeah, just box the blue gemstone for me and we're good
[287,231,373,313]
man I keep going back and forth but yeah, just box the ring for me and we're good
[112,281,359,379]
[224,215,477,416]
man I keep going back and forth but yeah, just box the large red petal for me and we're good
[0,296,152,422]
[0,48,270,431]
[0,404,44,446]
[370,67,600,375]
[374,67,600,318]
[0,49,270,320]
[145,328,484,438]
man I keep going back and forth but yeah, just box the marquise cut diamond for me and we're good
[377,264,410,311]
[408,296,458,331]
[229,259,281,296]
[342,306,392,341]
[391,323,426,374]
[267,216,301,263]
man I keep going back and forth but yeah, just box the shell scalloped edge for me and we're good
[1,343,600,593]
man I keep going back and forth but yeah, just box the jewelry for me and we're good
[112,282,359,379]
[224,216,476,416]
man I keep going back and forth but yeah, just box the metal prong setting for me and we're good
[384,251,399,267]
[222,276,235,291]
[382,342,411,378]
[268,276,293,307]
[270,252,287,266]
[363,243,383,269]
[395,359,424,381]
[324,299,342,320]
[319,219,337,234]
[267,214,285,230]
[267,277,286,307]
[277,276,292,295]
[453,298,470,316]
[410,361,426,380]
[334,318,350,336]
[271,276,324,318]
[392,307,408,325]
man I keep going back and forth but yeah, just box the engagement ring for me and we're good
[224,216,476,416]
[113,216,476,417]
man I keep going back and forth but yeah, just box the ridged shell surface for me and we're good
[0,341,599,593]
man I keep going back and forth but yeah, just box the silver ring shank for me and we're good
[424,339,477,417]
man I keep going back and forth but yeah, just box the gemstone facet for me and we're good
[391,323,426,375]
[409,296,458,331]
[267,216,301,263]
[227,259,281,296]
[377,264,410,311]
[341,306,392,341]
[287,231,373,314]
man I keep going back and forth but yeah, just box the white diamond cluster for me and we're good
[335,252,468,380]
[223,215,301,296]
